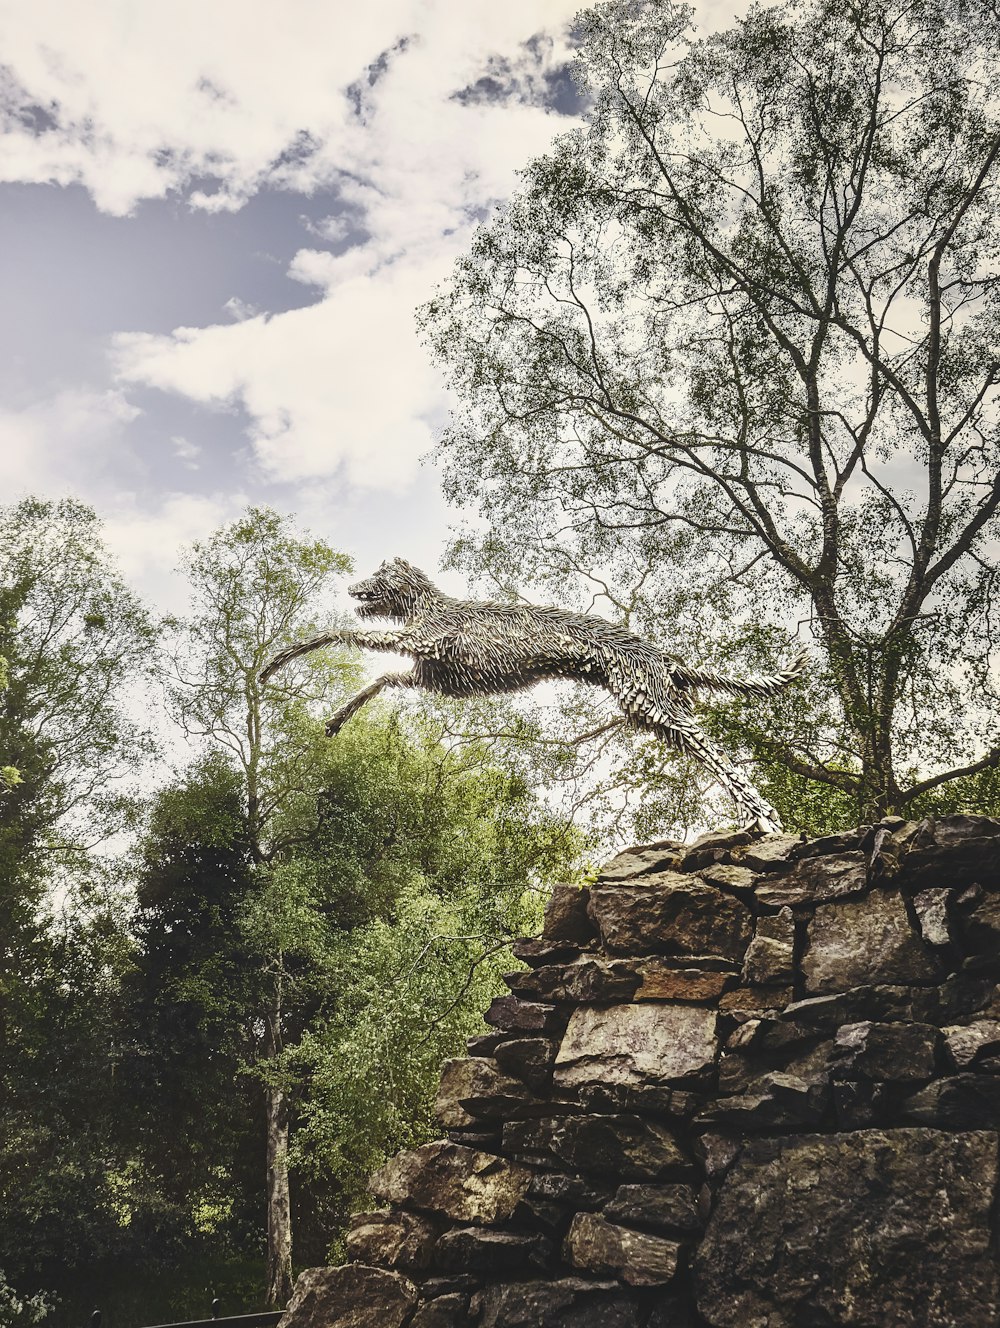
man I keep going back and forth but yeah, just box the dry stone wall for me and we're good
[280,814,1000,1328]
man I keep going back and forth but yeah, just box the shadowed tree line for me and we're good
[0,499,582,1325]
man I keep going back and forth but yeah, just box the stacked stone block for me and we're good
[281,814,1000,1327]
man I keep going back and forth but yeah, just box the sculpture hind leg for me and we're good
[668,721,783,833]
[325,670,418,736]
[602,657,783,832]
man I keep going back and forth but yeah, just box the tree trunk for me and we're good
[857,719,902,822]
[265,1079,293,1307]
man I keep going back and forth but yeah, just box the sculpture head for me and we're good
[348,558,436,620]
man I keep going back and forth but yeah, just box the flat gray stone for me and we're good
[410,1295,469,1328]
[492,1037,557,1090]
[598,841,684,881]
[345,1211,437,1271]
[802,890,938,994]
[588,876,752,961]
[478,1279,640,1328]
[737,834,801,871]
[680,829,752,869]
[606,1183,701,1232]
[757,851,868,907]
[505,957,639,1003]
[565,1211,681,1286]
[914,888,952,946]
[695,1129,999,1327]
[783,983,928,1026]
[903,1074,1000,1128]
[698,863,756,891]
[830,1020,938,1081]
[435,1057,527,1127]
[890,814,1000,889]
[542,884,596,942]
[369,1142,532,1225]
[742,906,794,985]
[482,995,566,1034]
[698,1070,828,1128]
[963,893,1000,953]
[554,1003,717,1087]
[436,1226,549,1273]
[503,1114,690,1180]
[279,1265,418,1328]
[943,1020,1000,1068]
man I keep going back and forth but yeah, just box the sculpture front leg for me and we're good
[341,628,412,653]
[261,628,412,684]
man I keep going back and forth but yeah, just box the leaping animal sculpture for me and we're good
[261,558,806,832]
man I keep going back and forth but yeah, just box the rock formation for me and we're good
[279,814,1000,1327]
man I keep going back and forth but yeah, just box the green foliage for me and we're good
[0,497,155,882]
[0,499,580,1312]
[0,652,14,792]
[0,1271,53,1327]
[151,505,585,1282]
[283,713,571,1236]
[0,500,158,1304]
[126,706,579,1269]
[120,753,261,1245]
[0,861,139,1289]
[292,879,543,1243]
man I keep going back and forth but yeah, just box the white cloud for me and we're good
[223,296,259,322]
[114,257,444,488]
[0,4,597,535]
[86,4,587,489]
[101,491,245,610]
[0,388,244,609]
[301,214,353,244]
[0,388,141,493]
[170,435,201,468]
[0,2,582,214]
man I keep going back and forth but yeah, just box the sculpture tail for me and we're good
[674,646,808,699]
[260,633,338,684]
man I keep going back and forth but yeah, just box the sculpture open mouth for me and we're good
[350,587,389,617]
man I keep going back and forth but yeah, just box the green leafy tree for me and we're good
[0,499,156,1307]
[0,654,20,793]
[162,506,358,1305]
[0,859,139,1308]
[120,754,262,1260]
[288,712,577,1236]
[421,0,1000,827]
[133,705,579,1289]
[0,1270,53,1327]
[0,498,154,868]
[155,506,583,1297]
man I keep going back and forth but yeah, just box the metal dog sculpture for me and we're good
[261,558,805,831]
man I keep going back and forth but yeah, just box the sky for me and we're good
[0,0,732,615]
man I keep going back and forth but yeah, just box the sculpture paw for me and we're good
[753,813,782,834]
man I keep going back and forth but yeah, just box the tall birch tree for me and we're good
[164,507,354,1306]
[422,0,1000,822]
